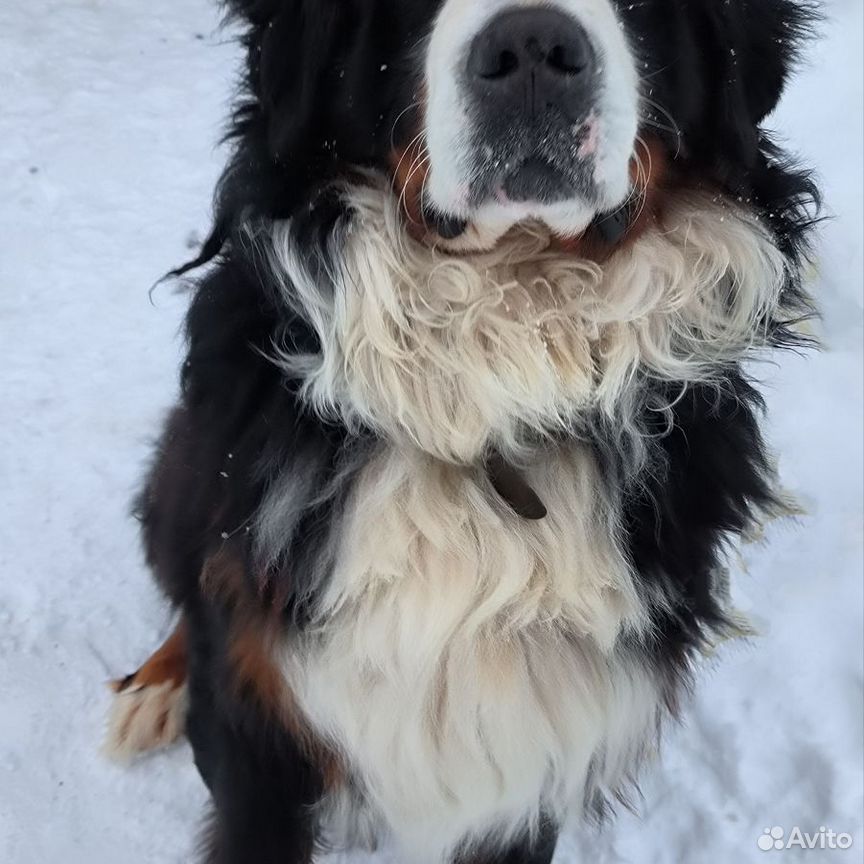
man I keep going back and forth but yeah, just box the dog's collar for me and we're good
[485,451,548,521]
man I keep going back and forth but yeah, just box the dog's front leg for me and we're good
[104,617,189,760]
[186,550,328,864]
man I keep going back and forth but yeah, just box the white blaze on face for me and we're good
[424,0,639,240]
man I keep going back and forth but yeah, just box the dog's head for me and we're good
[173,0,818,466]
[210,0,813,249]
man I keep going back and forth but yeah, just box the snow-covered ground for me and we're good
[0,1,861,862]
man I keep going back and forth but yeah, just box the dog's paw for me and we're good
[103,676,188,762]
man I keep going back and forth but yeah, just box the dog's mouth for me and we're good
[395,134,669,255]
[464,106,604,214]
[500,157,577,205]
[390,104,651,250]
[410,99,632,248]
[419,2,640,247]
[404,157,628,249]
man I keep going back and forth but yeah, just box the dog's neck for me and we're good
[263,181,788,467]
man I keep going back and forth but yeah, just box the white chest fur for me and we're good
[284,445,659,861]
[266,181,788,464]
[260,180,789,858]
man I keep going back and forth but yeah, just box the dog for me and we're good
[105,1,819,862]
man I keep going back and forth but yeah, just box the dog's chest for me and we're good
[285,444,654,855]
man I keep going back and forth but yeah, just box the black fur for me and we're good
[185,597,324,864]
[135,1,819,861]
[456,820,560,864]
[622,374,779,696]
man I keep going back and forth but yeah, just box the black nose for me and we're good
[466,8,595,117]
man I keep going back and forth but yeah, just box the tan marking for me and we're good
[104,618,189,760]
[110,617,187,694]
[203,543,347,790]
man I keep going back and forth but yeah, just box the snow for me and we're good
[0,1,860,862]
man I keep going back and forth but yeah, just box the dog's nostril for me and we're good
[546,43,587,76]
[466,8,595,96]
[480,48,520,80]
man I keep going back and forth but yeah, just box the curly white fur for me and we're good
[267,181,788,463]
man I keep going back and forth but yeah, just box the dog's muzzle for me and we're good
[463,7,600,206]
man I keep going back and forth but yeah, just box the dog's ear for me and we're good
[224,0,282,25]
[700,0,815,179]
[732,0,817,125]
[180,1,401,270]
[228,1,394,188]
[256,2,340,162]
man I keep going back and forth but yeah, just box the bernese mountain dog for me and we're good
[105,1,820,862]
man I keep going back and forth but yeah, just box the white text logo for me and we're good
[758,826,854,852]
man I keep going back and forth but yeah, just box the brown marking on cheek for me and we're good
[628,133,672,219]
[111,618,188,693]
[388,90,433,242]
[554,134,673,263]
[390,136,431,241]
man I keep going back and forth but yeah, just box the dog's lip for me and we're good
[431,212,469,239]
[419,150,604,242]
[500,157,576,204]
[420,199,469,239]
